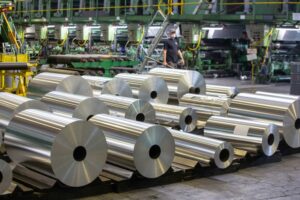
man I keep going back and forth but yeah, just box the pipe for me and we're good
[0,63,29,70]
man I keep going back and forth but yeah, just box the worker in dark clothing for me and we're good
[163,29,185,68]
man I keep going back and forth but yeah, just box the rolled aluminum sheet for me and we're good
[0,159,12,194]
[179,93,231,128]
[148,68,206,100]
[169,129,234,169]
[98,94,156,123]
[151,103,197,132]
[89,114,175,179]
[5,109,107,187]
[27,72,93,99]
[228,93,300,148]
[116,73,169,104]
[41,91,109,120]
[255,91,300,100]
[82,76,133,98]
[206,84,239,98]
[0,93,49,144]
[204,116,280,156]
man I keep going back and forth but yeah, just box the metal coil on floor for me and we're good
[151,103,197,132]
[228,93,300,148]
[204,116,280,156]
[206,84,239,98]
[179,93,231,128]
[89,114,175,179]
[41,91,109,120]
[169,129,234,169]
[255,91,300,100]
[82,76,133,98]
[116,73,169,104]
[0,159,12,194]
[148,68,206,100]
[27,72,93,99]
[98,94,156,123]
[5,109,107,187]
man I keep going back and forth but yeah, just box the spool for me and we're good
[5,109,107,187]
[41,91,109,120]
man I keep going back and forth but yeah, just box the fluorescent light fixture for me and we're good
[276,27,300,31]
[47,25,55,28]
[202,26,224,31]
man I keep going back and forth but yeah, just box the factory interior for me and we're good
[0,0,300,199]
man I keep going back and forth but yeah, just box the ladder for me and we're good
[139,9,169,72]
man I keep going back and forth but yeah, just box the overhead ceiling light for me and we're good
[276,25,300,31]
[202,25,224,31]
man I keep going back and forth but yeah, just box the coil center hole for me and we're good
[86,115,94,121]
[185,115,193,125]
[0,171,2,183]
[136,113,145,122]
[73,146,87,162]
[150,91,158,99]
[149,145,161,159]
[268,134,275,145]
[189,87,201,94]
[219,149,230,162]
[295,119,300,130]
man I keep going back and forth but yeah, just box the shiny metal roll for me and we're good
[151,103,197,132]
[204,116,280,156]
[5,109,107,187]
[82,76,133,98]
[169,129,234,169]
[255,91,300,100]
[228,93,300,148]
[0,159,12,194]
[206,84,239,98]
[28,72,93,99]
[116,73,169,104]
[98,94,156,123]
[148,68,206,100]
[179,93,231,128]
[89,114,175,179]
[41,91,109,120]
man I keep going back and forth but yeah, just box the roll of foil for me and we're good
[82,76,133,98]
[28,72,93,99]
[255,91,300,100]
[98,94,156,123]
[206,85,239,98]
[0,159,13,194]
[5,109,107,187]
[148,68,206,100]
[116,73,169,104]
[89,114,175,179]
[41,91,109,120]
[228,93,300,148]
[204,116,280,156]
[169,129,233,169]
[151,103,197,132]
[179,93,231,128]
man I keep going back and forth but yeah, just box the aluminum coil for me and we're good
[89,114,175,179]
[116,73,169,104]
[255,91,300,100]
[5,109,107,187]
[41,91,109,120]
[179,93,231,128]
[148,68,206,99]
[228,93,300,148]
[206,84,239,98]
[169,129,234,169]
[82,76,133,98]
[27,72,93,99]
[204,116,280,156]
[151,103,197,132]
[0,159,12,194]
[98,94,156,123]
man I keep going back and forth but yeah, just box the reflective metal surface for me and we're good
[228,93,300,148]
[169,129,234,169]
[82,76,133,98]
[98,94,156,123]
[0,159,12,194]
[151,103,197,132]
[116,73,169,104]
[148,68,206,100]
[204,116,280,156]
[255,91,300,100]
[89,114,175,179]
[206,84,239,98]
[41,91,109,120]
[28,72,93,99]
[5,109,107,187]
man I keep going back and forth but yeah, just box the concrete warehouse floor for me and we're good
[77,78,295,200]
